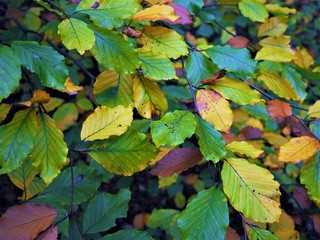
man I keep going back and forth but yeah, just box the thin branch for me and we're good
[42,0,70,19]
[69,146,91,153]
[292,113,320,141]
[213,19,236,37]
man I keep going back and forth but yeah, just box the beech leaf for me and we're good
[267,100,292,119]
[225,141,263,158]
[238,0,269,22]
[133,4,179,22]
[308,100,320,118]
[258,16,288,37]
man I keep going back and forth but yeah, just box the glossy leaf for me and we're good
[89,129,158,176]
[31,113,68,184]
[267,100,292,119]
[90,27,140,74]
[81,105,133,141]
[195,116,226,163]
[0,203,57,240]
[177,187,229,240]
[133,75,168,119]
[133,4,179,22]
[238,0,268,22]
[150,110,196,147]
[139,26,188,59]
[225,141,263,158]
[208,77,261,105]
[0,109,37,174]
[206,45,257,77]
[308,100,320,118]
[12,41,68,89]
[83,189,131,234]
[196,89,233,132]
[278,136,319,163]
[94,70,133,108]
[101,229,154,240]
[222,158,281,223]
[58,18,94,55]
[0,45,21,101]
[258,16,287,37]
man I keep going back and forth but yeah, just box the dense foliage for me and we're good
[1,0,320,239]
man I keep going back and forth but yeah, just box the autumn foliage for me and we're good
[1,0,320,239]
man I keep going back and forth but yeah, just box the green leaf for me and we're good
[281,65,307,101]
[208,78,261,105]
[83,189,131,234]
[140,26,188,59]
[30,165,102,206]
[90,27,140,74]
[30,113,68,184]
[80,0,140,29]
[206,45,257,77]
[185,51,218,86]
[101,229,154,240]
[0,109,37,174]
[58,18,95,55]
[53,103,79,131]
[94,70,133,108]
[150,110,197,147]
[138,50,177,80]
[238,0,268,22]
[177,187,229,240]
[0,103,12,123]
[225,141,263,158]
[174,0,204,14]
[246,225,279,240]
[89,129,158,176]
[23,176,46,200]
[0,46,21,101]
[12,41,68,89]
[222,158,281,223]
[301,152,320,205]
[195,117,226,163]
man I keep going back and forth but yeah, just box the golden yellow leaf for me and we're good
[226,141,263,158]
[133,4,179,22]
[278,136,319,163]
[294,47,315,69]
[81,105,133,141]
[31,90,51,104]
[308,100,320,118]
[269,210,298,240]
[246,118,264,131]
[196,90,233,132]
[265,4,297,14]
[257,16,287,37]
[146,0,170,4]
[61,77,83,95]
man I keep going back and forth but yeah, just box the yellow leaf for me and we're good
[146,0,170,4]
[196,90,233,132]
[61,77,83,95]
[246,118,264,131]
[149,147,172,165]
[133,4,179,22]
[226,141,263,158]
[31,90,51,104]
[257,16,288,37]
[257,70,299,100]
[265,4,297,14]
[294,47,315,69]
[262,132,289,148]
[222,158,281,223]
[278,136,319,163]
[81,105,133,141]
[269,210,298,239]
[159,173,179,189]
[308,100,320,118]
[133,76,168,119]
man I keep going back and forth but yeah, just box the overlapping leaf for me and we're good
[148,209,180,230]
[258,16,287,37]
[308,100,320,118]
[294,47,315,69]
[222,158,281,223]
[133,4,179,22]
[267,100,292,119]
[53,103,78,131]
[265,4,296,15]
[225,141,263,158]
[246,226,279,240]
[0,109,37,174]
[238,0,268,22]
[89,129,158,175]
[0,104,11,123]
[269,210,298,239]
[81,105,133,141]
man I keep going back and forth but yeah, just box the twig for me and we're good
[292,113,320,141]
[69,146,91,153]
[213,19,236,37]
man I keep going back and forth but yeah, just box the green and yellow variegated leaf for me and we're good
[0,109,37,174]
[94,70,133,108]
[139,26,188,59]
[246,225,279,240]
[0,103,12,123]
[159,174,179,189]
[150,110,196,147]
[138,50,177,80]
[8,158,37,190]
[308,100,320,118]
[265,4,296,15]
[89,129,158,176]
[177,187,229,240]
[195,117,226,163]
[208,77,261,105]
[148,209,180,230]
[238,0,268,23]
[133,76,168,119]
[90,27,140,74]
[222,158,281,223]
[81,105,133,141]
[53,102,79,131]
[257,70,299,100]
[225,141,263,158]
[0,46,21,102]
[30,113,68,184]
[23,177,46,200]
[258,16,288,37]
[58,18,95,55]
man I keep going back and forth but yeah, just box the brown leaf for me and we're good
[150,148,203,177]
[122,27,142,38]
[241,126,262,140]
[225,226,240,240]
[293,185,312,209]
[222,133,244,144]
[227,36,250,49]
[200,70,228,85]
[133,213,146,230]
[35,226,58,240]
[311,214,320,235]
[281,116,314,138]
[267,100,292,119]
[0,203,57,240]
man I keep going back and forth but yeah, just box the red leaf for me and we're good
[150,148,203,177]
[227,36,250,49]
[267,100,292,119]
[241,126,262,140]
[0,203,57,240]
[164,3,193,25]
[293,186,312,209]
[225,226,240,240]
[35,226,58,240]
[123,27,142,38]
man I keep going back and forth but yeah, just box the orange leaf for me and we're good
[150,148,203,177]
[31,89,51,104]
[227,36,250,49]
[62,77,83,95]
[0,203,57,240]
[267,100,292,119]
